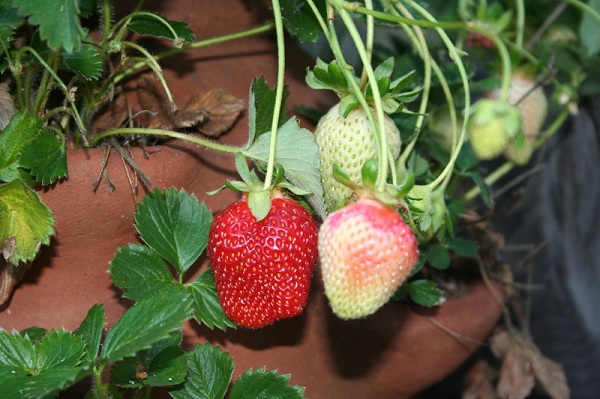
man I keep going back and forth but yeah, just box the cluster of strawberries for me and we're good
[207,102,419,328]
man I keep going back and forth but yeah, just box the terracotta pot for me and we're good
[0,1,502,398]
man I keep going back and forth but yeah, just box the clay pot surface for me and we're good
[0,1,502,398]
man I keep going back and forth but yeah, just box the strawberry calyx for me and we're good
[306,57,420,117]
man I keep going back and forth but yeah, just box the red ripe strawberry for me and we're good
[318,197,419,319]
[208,193,318,328]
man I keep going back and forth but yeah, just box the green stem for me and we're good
[121,41,176,109]
[102,0,112,38]
[405,0,471,191]
[333,0,389,190]
[263,0,286,190]
[88,127,241,154]
[111,23,275,88]
[349,4,467,30]
[563,0,600,25]
[359,0,375,91]
[33,50,59,115]
[514,0,525,50]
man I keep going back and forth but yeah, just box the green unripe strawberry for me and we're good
[318,197,419,319]
[468,98,523,160]
[487,74,548,165]
[315,103,401,212]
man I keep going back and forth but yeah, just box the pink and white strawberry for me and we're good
[318,197,419,319]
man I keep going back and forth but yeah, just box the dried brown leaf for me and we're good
[489,327,511,358]
[524,338,570,399]
[182,88,245,136]
[137,73,174,130]
[497,334,535,399]
[90,92,129,135]
[463,359,498,399]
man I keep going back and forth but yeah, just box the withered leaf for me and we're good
[137,73,175,130]
[181,88,245,137]
[90,91,130,136]
[524,336,570,399]
[497,334,536,399]
[463,359,498,399]
[489,327,511,358]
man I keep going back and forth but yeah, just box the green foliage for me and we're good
[280,0,326,43]
[0,179,54,263]
[13,0,84,52]
[0,188,307,397]
[247,76,290,144]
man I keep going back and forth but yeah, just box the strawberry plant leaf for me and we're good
[247,77,289,146]
[407,279,443,307]
[101,290,190,363]
[0,112,42,183]
[127,13,195,45]
[447,237,478,258]
[0,179,55,263]
[21,327,47,344]
[0,0,23,40]
[0,330,36,372]
[112,345,187,387]
[168,343,234,399]
[134,188,212,275]
[229,368,305,399]
[13,0,84,52]
[188,269,236,331]
[2,367,83,399]
[579,0,600,57]
[425,244,451,270]
[74,304,106,365]
[280,0,325,43]
[109,243,179,302]
[35,330,85,371]
[245,117,325,218]
[61,43,103,81]
[19,128,68,185]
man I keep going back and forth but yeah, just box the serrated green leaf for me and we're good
[168,343,234,399]
[61,43,103,80]
[19,129,67,184]
[0,179,55,263]
[101,290,190,363]
[247,77,289,145]
[447,237,478,258]
[280,0,325,43]
[0,0,23,40]
[145,346,187,386]
[74,304,106,364]
[188,269,236,331]
[128,12,194,44]
[112,332,184,388]
[134,188,212,275]
[77,0,96,18]
[109,243,178,301]
[230,368,305,399]
[244,117,324,217]
[112,345,187,388]
[2,367,82,399]
[0,112,42,183]
[407,279,443,307]
[14,0,83,52]
[425,244,451,270]
[0,330,35,372]
[35,330,85,371]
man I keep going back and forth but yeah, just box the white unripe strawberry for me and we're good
[315,103,401,212]
[318,197,419,319]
